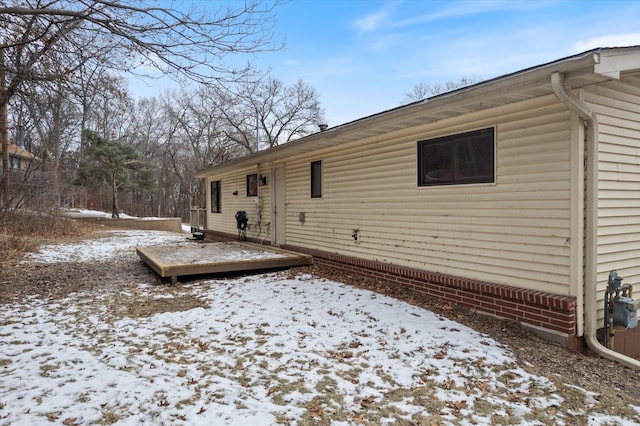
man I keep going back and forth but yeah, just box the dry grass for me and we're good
[0,209,95,264]
[0,208,88,237]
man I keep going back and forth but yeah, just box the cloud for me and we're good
[571,34,640,53]
[393,0,558,29]
[353,9,388,32]
[352,1,401,32]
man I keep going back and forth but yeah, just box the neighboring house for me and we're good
[0,141,42,206]
[196,46,640,365]
[0,141,37,171]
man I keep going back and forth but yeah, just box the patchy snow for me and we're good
[24,230,188,264]
[143,243,290,265]
[2,226,640,425]
[63,207,192,232]
[64,208,137,219]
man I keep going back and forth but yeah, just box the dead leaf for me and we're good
[434,350,447,360]
[454,400,468,410]
[348,411,368,424]
[360,395,376,408]
[46,412,62,421]
[307,403,323,418]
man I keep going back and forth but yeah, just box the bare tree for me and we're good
[217,77,325,153]
[162,88,246,215]
[73,65,129,154]
[0,0,281,206]
[403,75,481,103]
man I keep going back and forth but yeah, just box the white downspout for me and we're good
[551,72,640,370]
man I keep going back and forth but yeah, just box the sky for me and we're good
[2,213,639,424]
[130,0,640,128]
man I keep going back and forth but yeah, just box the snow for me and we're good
[23,230,189,263]
[63,208,137,219]
[2,224,640,425]
[142,243,290,265]
[63,207,193,232]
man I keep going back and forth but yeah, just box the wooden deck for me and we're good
[136,241,313,284]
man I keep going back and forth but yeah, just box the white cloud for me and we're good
[571,33,640,53]
[353,9,389,32]
[352,1,401,32]
[393,0,558,29]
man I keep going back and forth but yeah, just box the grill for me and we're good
[235,211,248,241]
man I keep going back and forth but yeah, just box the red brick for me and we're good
[522,311,552,325]
[517,305,544,316]
[499,306,520,319]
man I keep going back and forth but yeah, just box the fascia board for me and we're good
[594,49,640,79]
[195,50,614,179]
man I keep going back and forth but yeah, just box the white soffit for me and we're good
[594,49,640,79]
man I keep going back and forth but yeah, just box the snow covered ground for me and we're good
[2,224,639,425]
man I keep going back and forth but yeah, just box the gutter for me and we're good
[551,71,640,370]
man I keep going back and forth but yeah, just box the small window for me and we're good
[418,127,494,186]
[311,160,322,198]
[210,180,221,213]
[9,156,20,169]
[246,173,258,197]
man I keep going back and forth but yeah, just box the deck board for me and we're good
[136,242,312,283]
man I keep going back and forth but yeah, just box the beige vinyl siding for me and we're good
[285,95,576,295]
[584,76,640,302]
[206,165,273,240]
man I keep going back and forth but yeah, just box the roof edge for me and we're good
[196,46,640,178]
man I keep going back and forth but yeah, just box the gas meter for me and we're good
[603,270,638,350]
[613,296,639,329]
[607,270,638,329]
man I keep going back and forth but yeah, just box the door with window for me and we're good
[271,165,286,245]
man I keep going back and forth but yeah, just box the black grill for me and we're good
[235,211,248,241]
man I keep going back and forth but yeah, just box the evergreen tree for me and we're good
[75,130,156,218]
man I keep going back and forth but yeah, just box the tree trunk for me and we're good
[1,48,9,207]
[111,174,119,218]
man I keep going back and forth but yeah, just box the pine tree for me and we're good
[75,130,156,218]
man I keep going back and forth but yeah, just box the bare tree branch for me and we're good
[0,0,283,205]
[403,75,481,103]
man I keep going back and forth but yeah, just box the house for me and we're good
[0,141,37,171]
[195,46,640,366]
[1,141,41,206]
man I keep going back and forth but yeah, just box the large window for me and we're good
[210,180,221,213]
[246,173,258,197]
[418,127,495,186]
[311,160,322,198]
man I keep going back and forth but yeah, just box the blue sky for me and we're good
[131,0,640,128]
